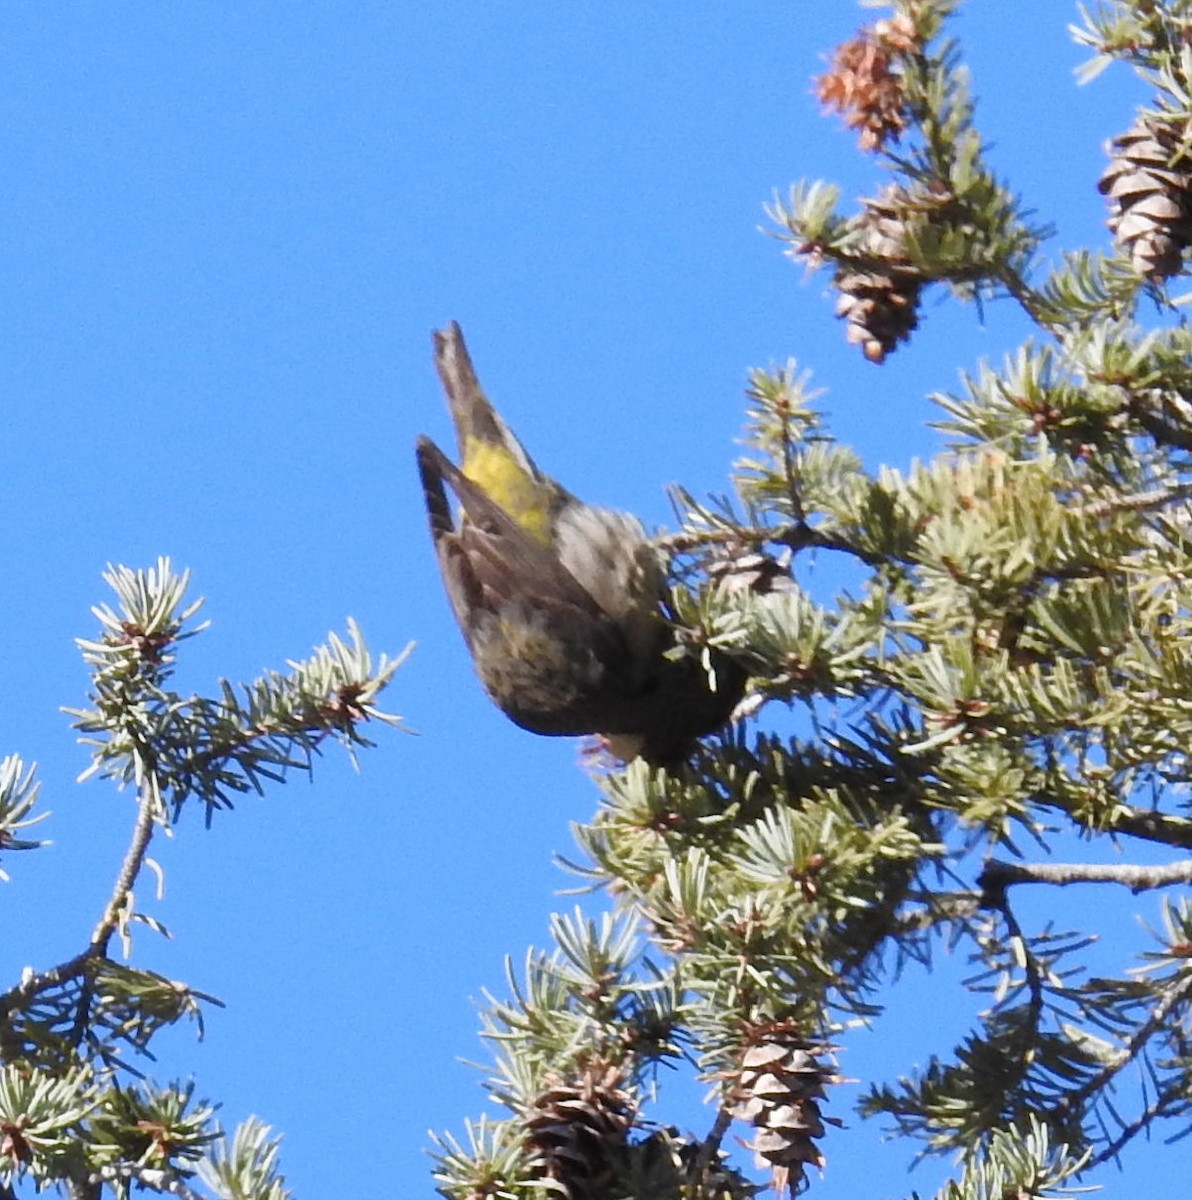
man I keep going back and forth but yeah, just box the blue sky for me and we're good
[0,3,1176,1197]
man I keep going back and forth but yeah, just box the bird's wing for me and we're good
[415,436,620,648]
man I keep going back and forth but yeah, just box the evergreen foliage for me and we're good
[0,559,405,1198]
[6,3,1192,1197]
[430,2,1192,1197]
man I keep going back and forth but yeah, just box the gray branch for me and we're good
[89,1164,208,1200]
[979,856,1192,898]
[1035,790,1192,848]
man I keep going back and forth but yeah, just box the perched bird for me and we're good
[415,321,744,765]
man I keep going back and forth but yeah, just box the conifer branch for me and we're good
[91,783,159,955]
[66,780,164,1051]
[696,1107,734,1173]
[0,949,92,1023]
[1083,1076,1189,1170]
[1056,972,1192,1160]
[1130,394,1192,452]
[1075,481,1192,519]
[979,857,1192,896]
[88,1164,206,1200]
[0,560,401,1194]
[659,521,889,569]
[1036,793,1192,849]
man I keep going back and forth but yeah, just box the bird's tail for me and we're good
[414,435,458,546]
[432,322,559,544]
[433,322,524,462]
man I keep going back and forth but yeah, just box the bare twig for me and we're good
[67,782,163,1048]
[695,1106,735,1176]
[91,785,159,954]
[658,521,888,570]
[0,780,166,1041]
[1084,1077,1190,1170]
[982,887,1046,1052]
[1105,805,1192,848]
[1059,973,1192,1149]
[979,857,1192,899]
[1035,793,1192,849]
[658,525,776,556]
[1074,481,1192,520]
[89,1163,207,1200]
[777,522,887,567]
[889,891,984,938]
[1130,394,1192,454]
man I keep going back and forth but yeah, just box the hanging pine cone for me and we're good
[834,186,926,363]
[834,268,922,363]
[522,1060,636,1200]
[1099,115,1192,281]
[726,1026,838,1196]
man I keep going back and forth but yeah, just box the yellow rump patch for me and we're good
[462,438,553,544]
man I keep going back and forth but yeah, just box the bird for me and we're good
[415,321,745,766]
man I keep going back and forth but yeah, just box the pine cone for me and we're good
[522,1061,635,1200]
[815,14,918,152]
[1099,116,1192,281]
[834,269,922,363]
[727,1027,837,1196]
[834,187,926,363]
